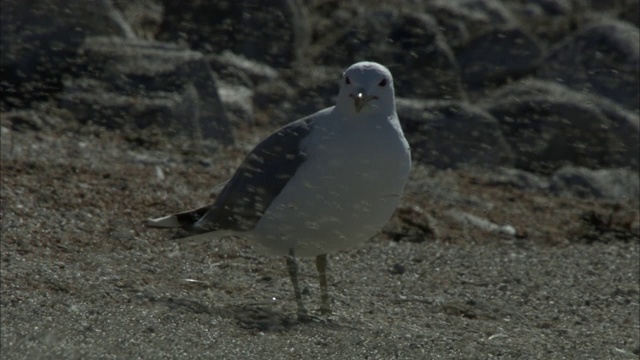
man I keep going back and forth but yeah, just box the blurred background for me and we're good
[2,0,638,174]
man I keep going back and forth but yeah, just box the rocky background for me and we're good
[1,0,639,359]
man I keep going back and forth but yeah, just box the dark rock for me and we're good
[60,84,191,131]
[446,0,516,24]
[384,205,439,243]
[389,263,406,275]
[252,80,297,126]
[284,66,341,122]
[537,18,640,113]
[1,0,135,108]
[619,0,639,27]
[509,0,576,45]
[397,98,514,169]
[253,66,340,126]
[456,27,544,93]
[486,96,624,173]
[426,2,544,95]
[551,166,640,201]
[157,0,310,68]
[385,13,465,100]
[60,36,233,144]
[579,0,631,12]
[596,105,640,169]
[426,0,517,48]
[317,10,465,100]
[523,0,573,16]
[208,51,280,88]
[573,207,640,244]
[483,79,639,171]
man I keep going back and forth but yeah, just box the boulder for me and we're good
[483,79,639,171]
[398,99,513,169]
[157,0,310,68]
[1,0,135,108]
[538,19,640,113]
[551,166,640,201]
[316,10,465,100]
[456,27,543,93]
[60,37,233,144]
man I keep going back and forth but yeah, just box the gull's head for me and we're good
[336,61,395,116]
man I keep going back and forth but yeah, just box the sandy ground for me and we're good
[1,119,639,359]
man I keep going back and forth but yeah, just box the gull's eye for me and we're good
[345,76,351,85]
[378,78,388,87]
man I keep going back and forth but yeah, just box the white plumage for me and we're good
[147,61,411,320]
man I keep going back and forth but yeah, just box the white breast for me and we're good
[250,112,411,257]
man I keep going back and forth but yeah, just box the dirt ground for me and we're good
[1,117,639,359]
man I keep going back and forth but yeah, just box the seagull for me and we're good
[146,61,411,320]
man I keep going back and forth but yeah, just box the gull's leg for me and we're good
[316,254,331,315]
[286,248,308,319]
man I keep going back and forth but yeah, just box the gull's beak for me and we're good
[353,90,374,113]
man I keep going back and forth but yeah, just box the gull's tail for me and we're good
[145,204,213,239]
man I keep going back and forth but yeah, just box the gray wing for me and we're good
[188,116,315,234]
